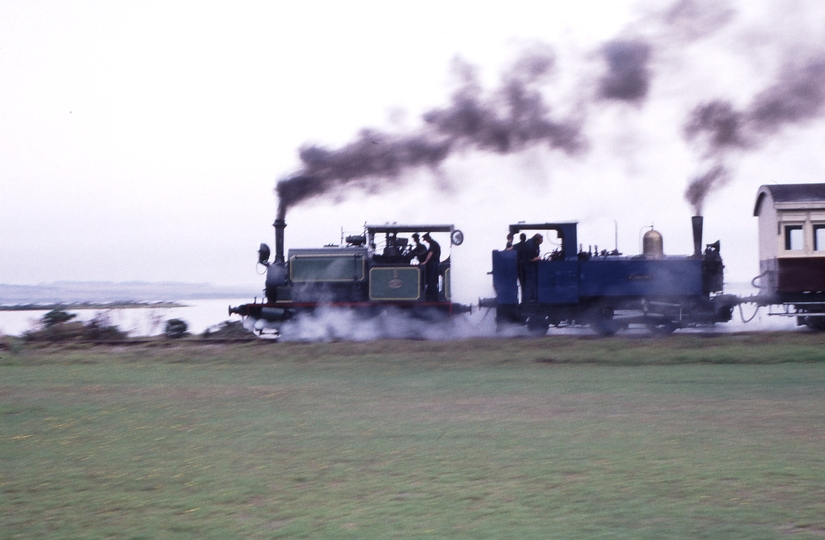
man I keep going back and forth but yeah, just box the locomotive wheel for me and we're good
[803,316,825,331]
[591,307,620,336]
[526,315,550,336]
[594,320,620,336]
[646,320,677,335]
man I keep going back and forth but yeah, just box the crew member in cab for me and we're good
[522,234,543,302]
[421,233,441,301]
[410,233,427,264]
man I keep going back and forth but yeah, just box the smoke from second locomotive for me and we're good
[684,52,825,214]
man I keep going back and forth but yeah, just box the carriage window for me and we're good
[785,225,804,251]
[815,225,825,251]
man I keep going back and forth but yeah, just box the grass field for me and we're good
[3,333,825,538]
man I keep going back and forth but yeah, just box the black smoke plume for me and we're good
[275,0,819,222]
[275,46,587,220]
[684,164,729,215]
[598,39,652,103]
[684,52,825,213]
[684,100,748,153]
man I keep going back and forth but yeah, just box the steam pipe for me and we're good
[273,219,286,264]
[692,216,703,257]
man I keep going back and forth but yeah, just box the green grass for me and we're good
[3,334,825,538]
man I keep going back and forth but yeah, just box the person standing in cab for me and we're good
[527,234,543,262]
[410,233,427,264]
[514,232,528,291]
[522,234,543,302]
[421,233,441,302]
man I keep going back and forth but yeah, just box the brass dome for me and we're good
[643,229,664,258]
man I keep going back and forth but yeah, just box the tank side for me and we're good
[579,258,703,298]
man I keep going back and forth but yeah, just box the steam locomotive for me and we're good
[229,220,470,337]
[229,183,825,337]
[484,218,737,335]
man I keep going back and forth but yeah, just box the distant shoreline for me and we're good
[0,301,185,311]
[0,281,256,306]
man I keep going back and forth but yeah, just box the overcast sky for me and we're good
[3,0,825,303]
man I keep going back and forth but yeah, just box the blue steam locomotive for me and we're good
[484,219,738,335]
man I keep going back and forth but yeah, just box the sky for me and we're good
[2,0,825,303]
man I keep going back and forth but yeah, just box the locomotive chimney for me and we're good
[273,219,286,264]
[692,216,703,257]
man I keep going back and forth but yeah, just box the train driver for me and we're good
[522,234,543,303]
[410,233,427,264]
[421,233,441,302]
[527,234,543,262]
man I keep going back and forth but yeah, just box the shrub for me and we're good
[0,334,23,353]
[42,309,77,328]
[164,319,189,339]
[23,311,128,343]
[202,320,252,339]
[85,312,129,341]
[23,321,87,343]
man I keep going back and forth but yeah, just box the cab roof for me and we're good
[365,224,456,234]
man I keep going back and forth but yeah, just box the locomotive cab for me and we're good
[364,224,459,303]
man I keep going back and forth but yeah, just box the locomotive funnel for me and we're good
[692,216,703,256]
[273,218,286,264]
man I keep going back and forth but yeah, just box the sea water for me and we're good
[0,298,252,337]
